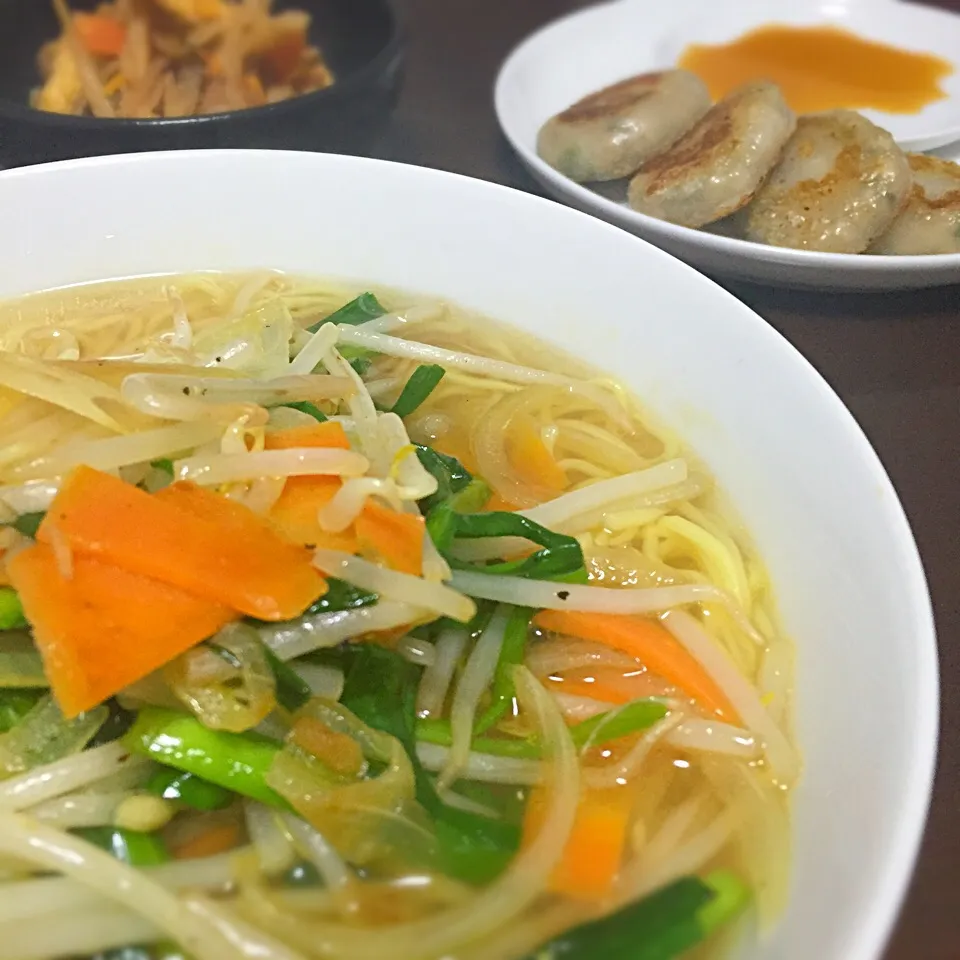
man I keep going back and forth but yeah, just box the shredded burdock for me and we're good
[32,0,334,119]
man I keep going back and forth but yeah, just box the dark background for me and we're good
[367,1,959,957]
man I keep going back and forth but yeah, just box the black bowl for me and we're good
[0,0,404,166]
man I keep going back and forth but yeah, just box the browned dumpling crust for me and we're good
[870,153,960,255]
[627,81,796,228]
[537,69,711,182]
[735,111,912,253]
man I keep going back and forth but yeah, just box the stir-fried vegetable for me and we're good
[165,625,276,732]
[0,690,44,733]
[145,768,233,811]
[9,511,45,539]
[36,466,327,621]
[0,281,790,960]
[264,420,349,451]
[475,606,534,733]
[523,871,750,959]
[417,698,669,759]
[0,694,106,775]
[505,413,568,494]
[305,293,386,375]
[0,588,28,630]
[8,543,235,717]
[391,364,446,419]
[534,610,739,721]
[76,826,169,867]
[523,785,634,900]
[298,577,378,615]
[429,509,586,582]
[306,292,386,333]
[356,503,426,576]
[415,444,474,515]
[279,400,328,422]
[340,644,522,883]
[0,630,48,692]
[262,645,313,712]
[124,707,287,807]
[72,12,127,56]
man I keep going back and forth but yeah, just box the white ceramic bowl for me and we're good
[0,150,937,960]
[494,0,960,290]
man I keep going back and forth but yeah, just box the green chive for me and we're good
[390,364,446,418]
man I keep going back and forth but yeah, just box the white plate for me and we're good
[495,0,960,290]
[0,149,937,960]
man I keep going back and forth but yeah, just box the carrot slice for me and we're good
[154,480,327,618]
[506,413,567,493]
[484,493,519,512]
[264,423,424,574]
[7,543,234,717]
[523,784,633,900]
[267,475,358,553]
[264,421,359,550]
[543,676,627,707]
[40,466,325,621]
[170,820,242,860]
[355,502,425,576]
[534,610,739,722]
[73,13,127,57]
[264,421,350,451]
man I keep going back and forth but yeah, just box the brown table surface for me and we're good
[368,1,960,957]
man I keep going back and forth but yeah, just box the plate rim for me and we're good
[493,0,960,283]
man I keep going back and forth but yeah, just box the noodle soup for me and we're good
[0,273,796,960]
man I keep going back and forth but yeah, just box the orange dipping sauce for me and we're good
[678,23,953,114]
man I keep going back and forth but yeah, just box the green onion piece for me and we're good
[304,577,378,615]
[425,502,459,555]
[279,401,327,422]
[145,768,233,811]
[569,699,669,750]
[0,690,44,734]
[419,698,668,759]
[11,512,45,539]
[307,292,386,333]
[262,646,312,712]
[303,293,385,374]
[415,444,473,515]
[474,607,534,734]
[150,459,175,477]
[346,353,373,376]
[524,872,749,959]
[698,870,751,937]
[0,588,27,631]
[75,826,169,867]
[438,510,586,582]
[416,719,540,759]
[249,578,377,626]
[450,478,492,513]
[123,708,287,809]
[390,364,446,419]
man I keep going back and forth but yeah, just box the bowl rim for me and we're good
[493,2,960,272]
[0,147,941,960]
[0,0,404,129]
